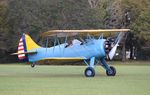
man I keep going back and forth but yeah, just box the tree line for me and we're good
[0,0,150,63]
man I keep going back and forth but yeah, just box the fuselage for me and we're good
[28,39,106,62]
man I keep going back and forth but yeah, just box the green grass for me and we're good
[0,62,150,95]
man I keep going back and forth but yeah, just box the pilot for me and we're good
[65,39,82,48]
[72,39,82,45]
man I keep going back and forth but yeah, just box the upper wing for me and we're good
[41,29,130,37]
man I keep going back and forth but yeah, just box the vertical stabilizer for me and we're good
[17,34,40,61]
[24,34,40,51]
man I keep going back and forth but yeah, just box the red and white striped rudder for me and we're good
[18,37,26,60]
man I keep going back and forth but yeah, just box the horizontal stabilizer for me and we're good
[11,51,37,55]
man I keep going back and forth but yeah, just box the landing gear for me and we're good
[106,66,116,76]
[31,63,36,68]
[100,58,116,76]
[83,57,117,77]
[84,57,95,77]
[84,67,95,77]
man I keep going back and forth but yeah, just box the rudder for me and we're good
[18,34,28,61]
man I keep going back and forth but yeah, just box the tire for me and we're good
[106,66,116,76]
[84,67,95,77]
[31,63,35,68]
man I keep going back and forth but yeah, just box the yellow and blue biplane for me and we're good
[12,29,130,77]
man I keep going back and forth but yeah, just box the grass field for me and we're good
[0,61,150,95]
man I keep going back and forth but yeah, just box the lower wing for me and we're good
[40,57,87,61]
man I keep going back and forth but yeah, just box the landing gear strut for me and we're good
[100,58,116,76]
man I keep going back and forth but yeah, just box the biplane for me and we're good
[12,29,130,77]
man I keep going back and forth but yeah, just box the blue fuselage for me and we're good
[28,39,106,62]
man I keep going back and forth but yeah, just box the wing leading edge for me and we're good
[41,29,130,37]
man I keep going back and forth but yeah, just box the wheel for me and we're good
[106,66,116,76]
[84,67,95,77]
[31,63,35,68]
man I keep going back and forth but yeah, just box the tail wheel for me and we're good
[106,66,116,76]
[31,63,35,68]
[84,67,95,77]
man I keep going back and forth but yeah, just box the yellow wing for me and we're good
[41,29,130,37]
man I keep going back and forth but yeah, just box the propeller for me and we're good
[107,32,126,60]
[108,41,119,60]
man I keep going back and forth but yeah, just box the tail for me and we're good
[12,33,40,62]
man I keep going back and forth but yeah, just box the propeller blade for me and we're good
[108,42,119,60]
